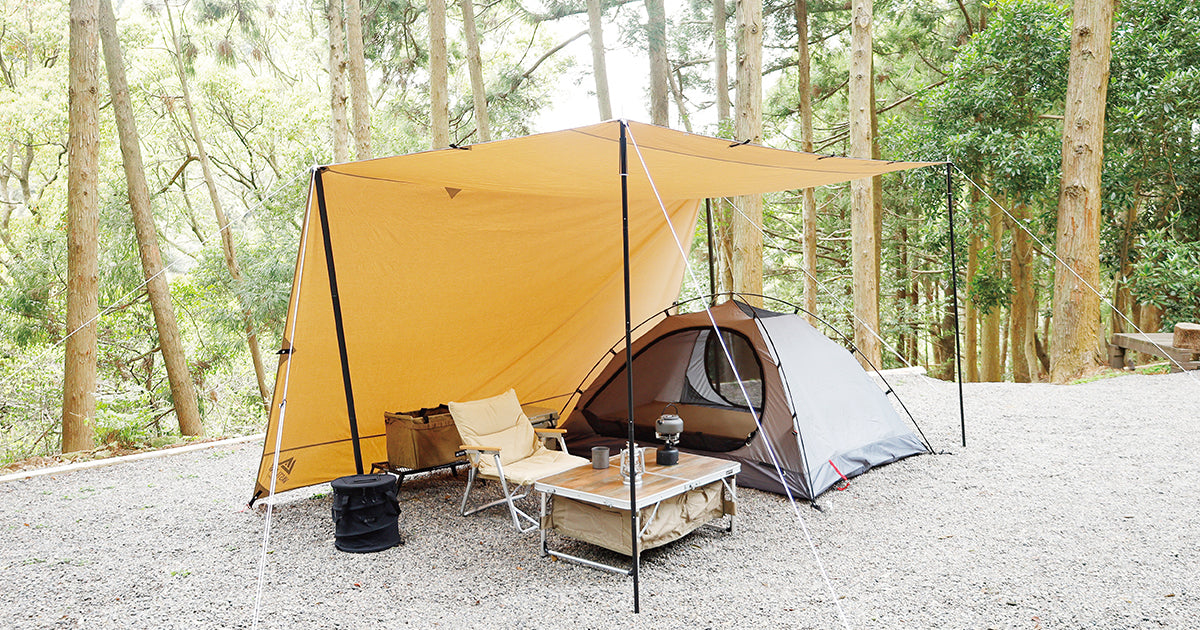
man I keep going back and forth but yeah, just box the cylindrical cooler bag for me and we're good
[331,474,403,553]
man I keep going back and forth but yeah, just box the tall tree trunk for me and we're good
[939,286,957,380]
[1139,303,1162,334]
[1112,185,1142,335]
[99,0,203,436]
[668,68,693,132]
[1008,201,1034,383]
[909,264,920,363]
[924,275,937,370]
[1028,254,1044,380]
[327,0,350,162]
[714,0,733,298]
[63,0,100,453]
[460,0,490,142]
[646,0,669,126]
[871,75,883,295]
[429,0,450,148]
[166,3,271,406]
[731,0,763,306]
[1000,308,1010,375]
[896,206,910,364]
[714,0,730,124]
[796,0,818,326]
[1050,0,1114,382]
[586,0,612,120]
[344,0,372,158]
[966,230,980,382]
[982,306,1000,379]
[849,0,879,368]
[981,192,1004,381]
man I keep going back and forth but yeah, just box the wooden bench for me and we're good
[1108,333,1200,372]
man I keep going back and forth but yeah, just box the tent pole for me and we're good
[945,162,966,448]
[706,198,716,305]
[619,121,640,613]
[314,167,365,475]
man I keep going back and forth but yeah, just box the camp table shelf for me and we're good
[370,459,468,485]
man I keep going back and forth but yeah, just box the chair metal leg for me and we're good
[460,466,478,516]
[459,455,538,533]
[496,471,521,530]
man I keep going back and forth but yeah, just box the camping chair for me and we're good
[449,389,589,533]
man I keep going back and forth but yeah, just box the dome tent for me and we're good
[562,299,929,500]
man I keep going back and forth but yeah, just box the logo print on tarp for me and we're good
[276,457,296,484]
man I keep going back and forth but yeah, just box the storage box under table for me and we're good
[546,479,733,556]
[535,451,739,572]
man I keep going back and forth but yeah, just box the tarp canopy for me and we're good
[254,120,934,500]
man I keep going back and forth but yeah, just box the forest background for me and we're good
[1,0,1197,461]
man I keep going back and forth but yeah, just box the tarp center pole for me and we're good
[945,162,966,448]
[619,120,640,613]
[314,167,364,474]
[625,128,850,628]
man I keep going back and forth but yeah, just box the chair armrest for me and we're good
[534,428,570,453]
[459,444,502,453]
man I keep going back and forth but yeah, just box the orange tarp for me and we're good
[254,121,934,498]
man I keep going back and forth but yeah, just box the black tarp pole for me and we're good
[945,162,966,448]
[706,198,716,304]
[314,167,364,474]
[619,121,640,613]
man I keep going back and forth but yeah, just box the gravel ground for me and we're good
[2,371,1198,629]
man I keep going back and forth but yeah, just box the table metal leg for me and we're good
[539,491,548,557]
[719,474,737,535]
[546,548,633,575]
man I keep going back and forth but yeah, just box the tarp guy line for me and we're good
[252,174,316,630]
[954,164,1200,386]
[627,126,852,630]
[0,168,311,390]
[718,194,952,419]
[720,195,933,382]
[741,301,821,500]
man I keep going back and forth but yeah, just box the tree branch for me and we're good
[155,155,198,197]
[955,0,976,34]
[494,29,588,103]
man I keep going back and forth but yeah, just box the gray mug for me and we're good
[591,446,610,469]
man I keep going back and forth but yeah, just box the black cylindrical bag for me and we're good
[331,474,403,553]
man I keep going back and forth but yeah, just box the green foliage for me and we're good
[967,258,1014,316]
[359,0,565,148]
[1127,233,1200,329]
[919,0,1068,201]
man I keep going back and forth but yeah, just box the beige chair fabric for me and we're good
[449,389,538,467]
[449,389,587,531]
[492,449,587,485]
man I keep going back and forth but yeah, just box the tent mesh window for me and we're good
[581,327,763,452]
[698,329,763,410]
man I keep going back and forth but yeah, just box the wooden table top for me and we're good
[534,450,739,511]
